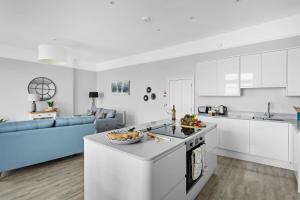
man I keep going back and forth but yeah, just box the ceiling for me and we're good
[1,0,300,69]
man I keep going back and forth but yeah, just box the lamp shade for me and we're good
[38,44,67,65]
[89,92,99,98]
[28,94,40,102]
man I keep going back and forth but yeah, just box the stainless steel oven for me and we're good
[186,135,206,193]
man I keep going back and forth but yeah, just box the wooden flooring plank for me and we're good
[0,155,300,200]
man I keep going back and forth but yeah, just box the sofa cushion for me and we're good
[96,112,106,119]
[0,119,54,133]
[35,119,55,129]
[106,110,116,118]
[100,109,116,118]
[55,116,95,127]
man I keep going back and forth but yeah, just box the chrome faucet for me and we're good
[265,102,272,118]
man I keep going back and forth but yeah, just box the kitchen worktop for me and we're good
[84,119,217,161]
[198,111,298,124]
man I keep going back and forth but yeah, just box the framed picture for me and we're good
[111,80,130,95]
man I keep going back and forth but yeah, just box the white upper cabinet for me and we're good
[287,48,300,96]
[261,50,287,87]
[240,54,262,88]
[240,50,287,88]
[217,57,240,96]
[196,60,217,96]
[196,57,240,96]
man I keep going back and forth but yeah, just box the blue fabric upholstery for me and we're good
[0,117,96,172]
[55,116,95,127]
[0,119,54,133]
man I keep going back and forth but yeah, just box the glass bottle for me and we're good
[172,105,176,121]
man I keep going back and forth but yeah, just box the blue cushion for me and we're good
[35,119,55,129]
[55,118,69,127]
[0,119,54,133]
[55,116,95,127]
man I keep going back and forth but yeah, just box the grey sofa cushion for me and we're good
[95,108,116,119]
[105,109,116,118]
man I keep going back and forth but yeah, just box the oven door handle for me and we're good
[202,144,207,175]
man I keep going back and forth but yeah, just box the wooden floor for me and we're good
[0,155,300,200]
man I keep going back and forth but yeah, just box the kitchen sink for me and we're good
[252,116,285,121]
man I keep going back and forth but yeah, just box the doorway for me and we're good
[168,78,194,119]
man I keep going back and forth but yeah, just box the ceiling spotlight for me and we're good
[141,16,152,23]
[109,1,115,5]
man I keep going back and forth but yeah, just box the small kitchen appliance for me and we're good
[198,106,211,114]
[217,105,227,115]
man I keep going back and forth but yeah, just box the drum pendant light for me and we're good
[38,44,67,65]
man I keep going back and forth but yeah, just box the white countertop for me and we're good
[198,112,298,124]
[84,119,217,161]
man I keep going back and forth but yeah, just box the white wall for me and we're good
[97,36,300,125]
[0,58,96,121]
[74,69,97,114]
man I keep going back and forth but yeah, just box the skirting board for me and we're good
[217,148,293,170]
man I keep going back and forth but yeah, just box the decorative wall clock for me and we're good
[143,95,149,101]
[151,93,156,100]
[28,77,56,101]
[146,87,152,93]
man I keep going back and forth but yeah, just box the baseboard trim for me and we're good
[217,148,293,170]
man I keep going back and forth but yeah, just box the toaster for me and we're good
[198,106,211,114]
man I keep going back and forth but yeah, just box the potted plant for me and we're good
[46,101,55,111]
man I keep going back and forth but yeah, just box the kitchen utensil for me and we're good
[147,132,171,141]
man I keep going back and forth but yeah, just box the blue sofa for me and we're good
[0,116,96,173]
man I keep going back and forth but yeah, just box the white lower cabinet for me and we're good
[153,146,186,200]
[291,124,300,193]
[218,118,250,154]
[250,121,289,162]
[163,179,186,200]
[199,115,292,169]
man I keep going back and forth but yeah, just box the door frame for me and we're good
[167,76,195,115]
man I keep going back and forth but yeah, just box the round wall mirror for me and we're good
[28,77,56,101]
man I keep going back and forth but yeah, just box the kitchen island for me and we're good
[84,119,218,200]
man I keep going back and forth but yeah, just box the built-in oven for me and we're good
[186,135,206,193]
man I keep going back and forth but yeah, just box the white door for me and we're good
[169,79,194,119]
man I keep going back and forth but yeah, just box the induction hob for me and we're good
[150,124,200,139]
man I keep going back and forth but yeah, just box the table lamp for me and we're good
[28,94,40,112]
